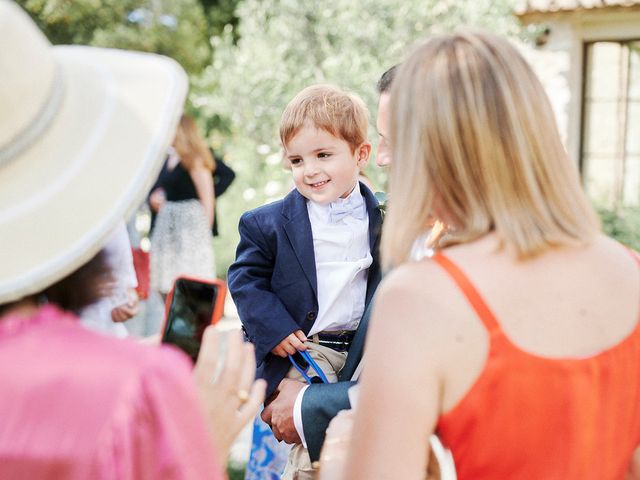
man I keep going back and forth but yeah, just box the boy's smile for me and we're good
[285,122,369,204]
[310,180,329,189]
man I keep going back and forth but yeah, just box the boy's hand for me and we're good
[271,330,308,357]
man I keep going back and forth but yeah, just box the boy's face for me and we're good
[285,122,369,204]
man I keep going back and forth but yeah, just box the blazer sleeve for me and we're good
[228,211,301,364]
[301,380,355,462]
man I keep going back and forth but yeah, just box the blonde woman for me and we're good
[323,31,640,479]
[150,114,216,296]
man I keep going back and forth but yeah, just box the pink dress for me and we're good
[0,304,222,479]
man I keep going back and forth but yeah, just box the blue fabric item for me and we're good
[328,195,366,223]
[245,414,290,480]
[228,182,382,397]
[288,351,329,384]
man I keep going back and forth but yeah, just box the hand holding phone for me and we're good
[194,327,266,461]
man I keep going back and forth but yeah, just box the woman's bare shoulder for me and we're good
[373,258,464,335]
[379,258,452,301]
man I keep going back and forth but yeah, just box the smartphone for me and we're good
[161,276,227,362]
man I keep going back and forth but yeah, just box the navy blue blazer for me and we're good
[227,182,382,396]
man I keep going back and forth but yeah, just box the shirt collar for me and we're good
[307,182,363,224]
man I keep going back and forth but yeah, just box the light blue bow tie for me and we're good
[329,196,366,223]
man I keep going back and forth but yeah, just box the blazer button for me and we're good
[306,311,317,321]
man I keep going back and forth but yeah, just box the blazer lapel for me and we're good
[361,182,382,252]
[282,189,318,298]
[361,182,382,306]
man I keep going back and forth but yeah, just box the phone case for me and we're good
[160,275,227,340]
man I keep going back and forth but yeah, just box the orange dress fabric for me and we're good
[433,252,640,480]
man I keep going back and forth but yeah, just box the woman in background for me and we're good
[150,115,216,297]
[323,30,640,479]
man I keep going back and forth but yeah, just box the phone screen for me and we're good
[162,278,219,362]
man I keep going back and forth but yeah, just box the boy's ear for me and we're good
[357,142,372,166]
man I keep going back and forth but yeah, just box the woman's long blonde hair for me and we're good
[173,114,215,172]
[382,30,599,269]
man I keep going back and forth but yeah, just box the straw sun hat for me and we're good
[0,0,188,304]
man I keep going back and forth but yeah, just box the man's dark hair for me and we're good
[376,65,398,94]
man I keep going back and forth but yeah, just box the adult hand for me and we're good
[261,378,305,443]
[149,188,166,212]
[318,409,354,480]
[194,327,266,461]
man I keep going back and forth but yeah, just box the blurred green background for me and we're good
[19,0,639,276]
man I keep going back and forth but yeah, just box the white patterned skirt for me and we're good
[150,200,216,294]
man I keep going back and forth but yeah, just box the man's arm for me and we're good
[262,377,355,462]
[301,381,355,462]
[228,211,300,364]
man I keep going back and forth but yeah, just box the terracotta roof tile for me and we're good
[515,0,640,16]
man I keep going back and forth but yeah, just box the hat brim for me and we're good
[0,46,187,303]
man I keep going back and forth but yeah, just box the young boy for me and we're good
[228,84,382,476]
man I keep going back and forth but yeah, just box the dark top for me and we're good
[156,161,198,202]
[149,152,236,236]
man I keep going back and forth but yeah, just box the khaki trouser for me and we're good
[281,342,347,480]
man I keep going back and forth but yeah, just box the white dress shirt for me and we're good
[306,184,372,335]
[293,184,373,446]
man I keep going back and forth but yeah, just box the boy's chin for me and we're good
[304,194,333,205]
[300,184,357,205]
[298,187,334,204]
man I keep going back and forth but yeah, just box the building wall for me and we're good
[518,10,640,168]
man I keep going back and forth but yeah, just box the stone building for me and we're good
[516,0,640,207]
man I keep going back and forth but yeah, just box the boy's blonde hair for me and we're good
[280,84,369,153]
[382,30,600,268]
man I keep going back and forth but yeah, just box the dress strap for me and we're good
[432,252,501,333]
[624,246,640,266]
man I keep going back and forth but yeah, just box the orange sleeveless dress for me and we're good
[433,252,640,480]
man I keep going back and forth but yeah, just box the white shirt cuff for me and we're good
[293,384,310,448]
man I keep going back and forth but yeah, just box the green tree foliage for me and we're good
[18,0,212,74]
[194,0,524,273]
[598,207,640,251]
[199,0,240,41]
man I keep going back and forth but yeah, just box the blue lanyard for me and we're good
[288,351,329,384]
